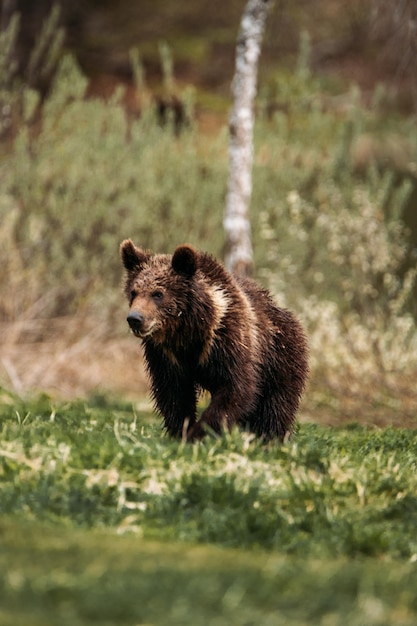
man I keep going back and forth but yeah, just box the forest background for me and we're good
[1,0,417,424]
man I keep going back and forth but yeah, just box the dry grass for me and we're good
[0,314,149,400]
[305,374,417,429]
[2,313,417,430]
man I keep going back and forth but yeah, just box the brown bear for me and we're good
[120,240,308,442]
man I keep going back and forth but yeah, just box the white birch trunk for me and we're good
[224,0,274,275]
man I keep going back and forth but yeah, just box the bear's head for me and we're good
[120,240,198,341]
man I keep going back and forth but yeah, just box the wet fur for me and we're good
[121,240,308,441]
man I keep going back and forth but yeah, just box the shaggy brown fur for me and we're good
[120,240,308,441]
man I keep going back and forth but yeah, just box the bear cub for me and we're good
[120,240,308,442]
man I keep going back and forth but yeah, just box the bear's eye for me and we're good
[129,289,137,304]
[152,290,164,301]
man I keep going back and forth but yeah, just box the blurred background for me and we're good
[0,0,416,426]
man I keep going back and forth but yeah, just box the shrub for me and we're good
[0,29,416,398]
[0,54,226,321]
[253,64,417,388]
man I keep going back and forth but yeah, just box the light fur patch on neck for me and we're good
[237,289,261,356]
[198,285,230,365]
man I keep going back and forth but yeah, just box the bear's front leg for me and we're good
[187,387,244,441]
[155,387,198,439]
[144,345,198,438]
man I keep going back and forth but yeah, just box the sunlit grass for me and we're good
[1,393,417,625]
[1,392,416,558]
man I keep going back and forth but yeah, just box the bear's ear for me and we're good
[172,244,198,277]
[120,239,149,272]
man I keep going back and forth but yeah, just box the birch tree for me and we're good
[224,0,274,275]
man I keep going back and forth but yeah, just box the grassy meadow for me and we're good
[1,391,417,625]
[1,25,417,626]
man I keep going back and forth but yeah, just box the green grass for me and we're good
[2,519,417,626]
[1,391,417,625]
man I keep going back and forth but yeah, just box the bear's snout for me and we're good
[127,311,145,336]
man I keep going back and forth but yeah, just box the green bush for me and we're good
[0,33,416,391]
[0,53,226,320]
[252,64,417,385]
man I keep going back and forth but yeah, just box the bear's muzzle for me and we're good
[127,311,146,337]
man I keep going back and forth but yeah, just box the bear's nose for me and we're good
[127,311,145,332]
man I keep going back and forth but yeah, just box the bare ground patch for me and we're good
[0,315,148,400]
